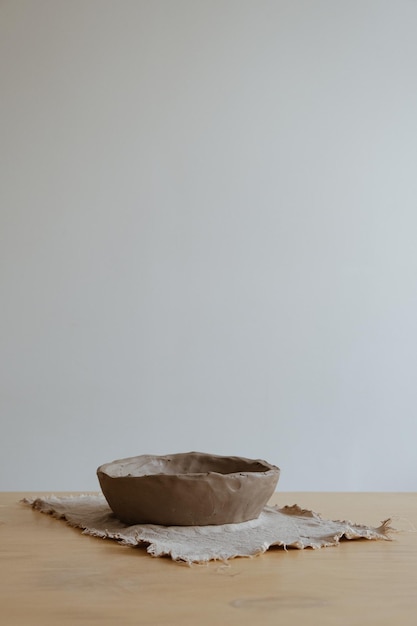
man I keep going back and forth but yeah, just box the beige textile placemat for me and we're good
[24,495,392,564]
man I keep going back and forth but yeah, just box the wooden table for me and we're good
[1,492,416,625]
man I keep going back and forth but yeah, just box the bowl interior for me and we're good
[100,452,275,479]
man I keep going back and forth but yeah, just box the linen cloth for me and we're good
[24,494,392,563]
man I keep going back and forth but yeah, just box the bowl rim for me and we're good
[97,451,280,479]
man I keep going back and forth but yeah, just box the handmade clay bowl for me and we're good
[97,451,280,526]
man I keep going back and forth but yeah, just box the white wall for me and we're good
[1,0,417,492]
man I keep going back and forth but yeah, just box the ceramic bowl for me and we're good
[97,451,280,526]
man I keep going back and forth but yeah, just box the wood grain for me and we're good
[1,492,416,626]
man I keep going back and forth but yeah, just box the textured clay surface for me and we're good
[97,451,280,526]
